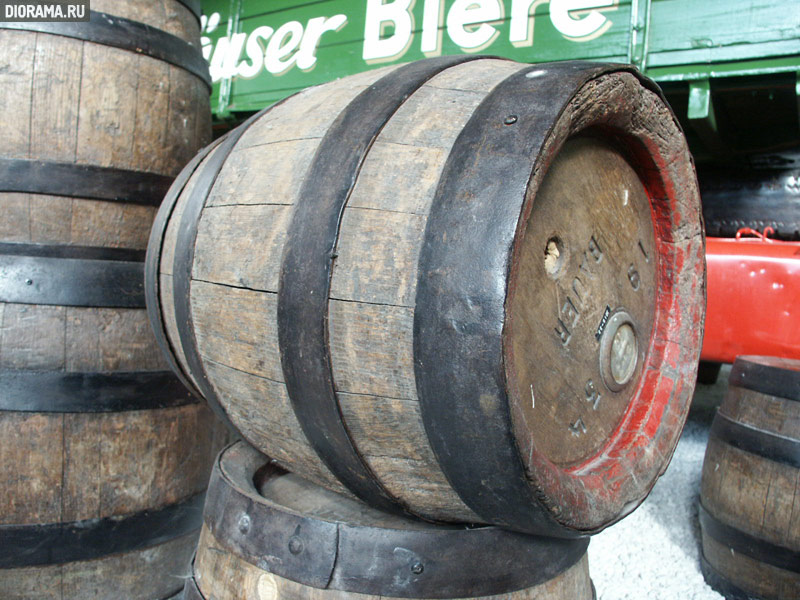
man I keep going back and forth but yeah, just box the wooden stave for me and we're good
[0,1,218,596]
[1,531,198,600]
[0,0,211,255]
[189,441,596,600]
[699,356,800,600]
[150,58,704,535]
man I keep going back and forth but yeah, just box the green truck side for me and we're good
[200,0,800,160]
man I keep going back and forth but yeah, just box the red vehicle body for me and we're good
[702,229,800,363]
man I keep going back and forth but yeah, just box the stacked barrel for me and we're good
[146,57,706,598]
[0,2,225,598]
[700,356,800,599]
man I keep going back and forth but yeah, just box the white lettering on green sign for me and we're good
[202,0,618,83]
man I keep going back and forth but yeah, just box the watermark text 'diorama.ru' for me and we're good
[2,1,89,21]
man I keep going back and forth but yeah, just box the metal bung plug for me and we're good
[599,310,638,392]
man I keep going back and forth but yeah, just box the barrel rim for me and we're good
[730,355,800,402]
[414,60,704,534]
[200,441,590,599]
[505,64,704,531]
[169,110,275,436]
[0,11,211,89]
[145,135,226,405]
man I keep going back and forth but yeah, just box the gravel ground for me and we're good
[587,366,731,600]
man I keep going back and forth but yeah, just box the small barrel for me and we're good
[700,356,800,600]
[0,2,219,598]
[148,57,705,536]
[185,441,595,600]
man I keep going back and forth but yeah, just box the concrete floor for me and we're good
[587,367,731,600]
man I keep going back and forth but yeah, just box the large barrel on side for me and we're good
[184,442,595,600]
[148,58,705,537]
[700,356,800,599]
[0,2,219,598]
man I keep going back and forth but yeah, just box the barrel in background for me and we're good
[148,57,705,537]
[700,356,800,600]
[185,441,596,600]
[0,2,221,598]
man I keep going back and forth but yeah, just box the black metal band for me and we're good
[0,242,145,261]
[0,370,196,413]
[203,442,589,599]
[0,158,173,206]
[174,0,202,23]
[699,554,763,600]
[0,11,211,88]
[711,411,800,468]
[699,504,800,574]
[145,137,227,404]
[170,111,272,434]
[277,56,485,520]
[730,355,800,402]
[414,62,636,537]
[0,493,205,568]
[0,242,144,308]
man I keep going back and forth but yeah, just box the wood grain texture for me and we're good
[156,59,526,523]
[0,403,222,525]
[203,360,347,494]
[0,304,167,372]
[700,383,800,598]
[326,60,520,520]
[193,524,594,600]
[158,60,700,529]
[0,5,216,596]
[0,530,197,600]
[0,0,210,250]
[158,65,405,505]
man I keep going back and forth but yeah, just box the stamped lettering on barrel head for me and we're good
[508,137,657,466]
[554,235,604,347]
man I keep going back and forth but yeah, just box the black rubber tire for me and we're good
[698,164,800,240]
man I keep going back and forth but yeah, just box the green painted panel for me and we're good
[202,0,639,115]
[200,0,800,159]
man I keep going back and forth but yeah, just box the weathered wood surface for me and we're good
[193,524,594,600]
[190,443,594,600]
[0,2,218,597]
[0,0,210,251]
[0,304,165,371]
[700,368,800,600]
[161,60,518,520]
[153,58,704,532]
[0,531,196,600]
[0,404,225,525]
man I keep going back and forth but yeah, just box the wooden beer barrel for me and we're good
[0,2,218,598]
[148,57,705,536]
[184,441,596,600]
[700,356,800,600]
